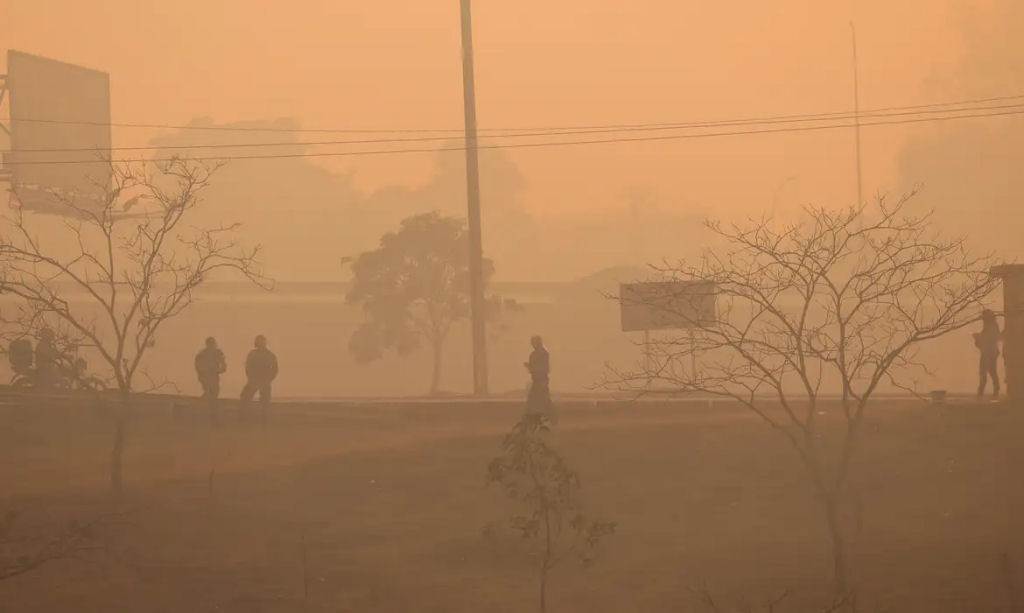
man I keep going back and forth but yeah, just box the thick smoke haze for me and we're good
[5,3,1024,613]
[5,0,1015,282]
[899,0,1024,262]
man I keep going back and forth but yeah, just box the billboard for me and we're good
[6,50,111,214]
[620,281,717,332]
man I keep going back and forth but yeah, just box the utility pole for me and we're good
[459,0,489,395]
[850,21,864,209]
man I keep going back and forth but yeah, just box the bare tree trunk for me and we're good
[541,502,552,613]
[301,529,310,609]
[110,414,124,496]
[1002,552,1020,613]
[429,338,443,395]
[803,443,852,606]
[110,390,129,497]
[540,565,548,613]
[824,496,850,604]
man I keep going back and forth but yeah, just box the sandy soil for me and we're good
[1,395,1022,612]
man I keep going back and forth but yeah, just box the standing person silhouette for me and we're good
[974,309,1002,400]
[195,337,227,422]
[524,335,557,424]
[241,334,278,423]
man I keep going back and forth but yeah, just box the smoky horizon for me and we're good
[1,2,1022,612]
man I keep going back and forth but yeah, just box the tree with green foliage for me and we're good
[487,414,616,613]
[346,212,495,394]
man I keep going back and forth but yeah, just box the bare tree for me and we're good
[605,193,998,601]
[0,157,268,494]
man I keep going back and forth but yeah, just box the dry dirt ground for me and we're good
[1,395,1023,612]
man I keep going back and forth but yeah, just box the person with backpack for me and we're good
[240,334,278,422]
[8,337,34,385]
[195,337,227,416]
[974,309,1002,400]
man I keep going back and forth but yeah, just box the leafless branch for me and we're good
[607,193,1000,601]
[0,157,270,394]
[0,511,110,582]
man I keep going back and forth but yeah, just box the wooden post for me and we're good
[459,0,489,395]
[992,265,1024,402]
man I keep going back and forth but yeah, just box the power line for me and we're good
[4,106,1023,166]
[500,93,1024,132]
[3,93,1023,136]
[9,101,1024,154]
[499,93,1024,133]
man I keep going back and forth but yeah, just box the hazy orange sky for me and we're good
[2,0,1021,279]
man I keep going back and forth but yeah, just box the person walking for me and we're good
[524,335,557,424]
[974,309,1002,400]
[241,334,278,422]
[195,337,227,421]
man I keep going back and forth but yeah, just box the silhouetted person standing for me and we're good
[975,309,1001,399]
[524,335,557,424]
[195,337,227,420]
[241,334,278,422]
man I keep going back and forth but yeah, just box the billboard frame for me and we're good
[619,280,717,382]
[0,74,9,185]
[619,280,717,333]
[3,50,112,216]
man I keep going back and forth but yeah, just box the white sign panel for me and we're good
[7,50,111,214]
[620,281,716,332]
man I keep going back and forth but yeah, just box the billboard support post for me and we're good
[643,329,651,385]
[992,265,1024,402]
[690,328,697,381]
